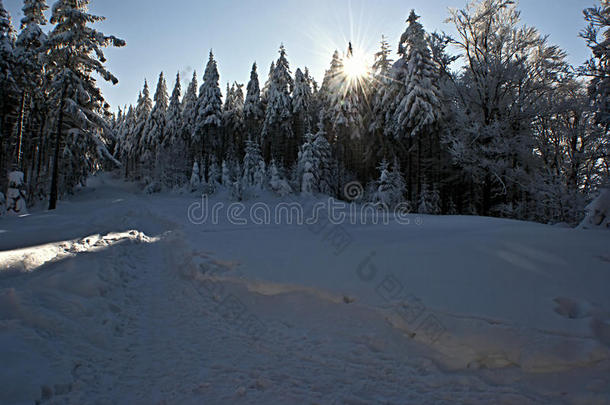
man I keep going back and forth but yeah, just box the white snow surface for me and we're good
[1,173,609,404]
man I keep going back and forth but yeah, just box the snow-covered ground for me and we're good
[1,173,609,404]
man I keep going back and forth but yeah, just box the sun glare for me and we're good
[343,51,369,81]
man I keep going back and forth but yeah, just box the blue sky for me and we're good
[6,0,594,110]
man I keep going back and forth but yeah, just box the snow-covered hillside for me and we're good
[1,174,609,404]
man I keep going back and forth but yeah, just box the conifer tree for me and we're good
[182,71,199,163]
[244,62,264,142]
[261,45,294,164]
[195,51,223,166]
[164,72,188,188]
[292,68,312,144]
[44,0,125,209]
[13,0,48,171]
[0,0,17,187]
[143,72,168,184]
[242,137,265,192]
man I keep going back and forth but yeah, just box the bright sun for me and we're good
[343,53,368,80]
[341,46,370,91]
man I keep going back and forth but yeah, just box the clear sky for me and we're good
[5,0,594,110]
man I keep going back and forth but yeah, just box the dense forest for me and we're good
[1,0,609,225]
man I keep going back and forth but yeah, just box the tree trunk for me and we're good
[16,90,27,169]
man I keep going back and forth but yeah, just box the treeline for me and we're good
[1,0,609,224]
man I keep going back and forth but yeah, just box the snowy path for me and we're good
[1,174,610,404]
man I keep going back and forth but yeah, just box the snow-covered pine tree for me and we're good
[143,72,168,186]
[582,1,610,130]
[207,155,221,188]
[267,158,292,196]
[322,47,365,181]
[223,81,245,160]
[0,0,18,189]
[190,161,201,192]
[130,82,152,180]
[390,156,407,207]
[13,0,48,172]
[292,68,312,144]
[417,181,440,214]
[373,159,392,208]
[367,36,394,170]
[318,50,344,134]
[392,10,442,202]
[195,51,223,166]
[182,71,198,164]
[241,137,265,193]
[44,0,125,209]
[261,45,294,164]
[219,159,229,187]
[119,105,136,177]
[298,133,317,195]
[312,123,334,196]
[244,62,264,142]
[261,61,274,109]
[579,187,610,229]
[164,72,188,188]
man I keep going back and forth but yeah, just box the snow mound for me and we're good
[579,188,610,230]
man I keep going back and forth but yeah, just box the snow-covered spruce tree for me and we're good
[0,0,18,188]
[322,46,366,182]
[261,45,294,164]
[390,156,407,206]
[579,187,610,229]
[372,159,392,208]
[298,133,317,195]
[582,0,610,131]
[195,51,223,168]
[417,181,440,215]
[163,72,189,189]
[267,158,292,196]
[223,81,245,160]
[118,104,136,177]
[367,36,394,170]
[207,155,221,189]
[13,0,48,172]
[390,10,442,204]
[244,62,264,142]
[312,123,335,196]
[189,161,201,192]
[44,0,125,210]
[221,159,232,188]
[130,81,152,180]
[182,71,198,165]
[318,50,343,132]
[292,68,312,145]
[241,137,266,195]
[142,72,168,189]
[260,61,274,109]
[371,157,406,209]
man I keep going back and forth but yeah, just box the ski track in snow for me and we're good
[1,175,609,404]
